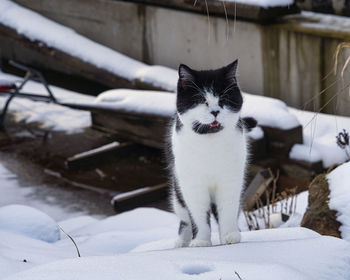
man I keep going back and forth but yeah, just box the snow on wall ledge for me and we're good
[222,0,294,8]
[0,0,178,92]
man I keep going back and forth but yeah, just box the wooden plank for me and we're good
[111,183,168,212]
[242,169,274,211]
[261,125,303,156]
[91,111,170,149]
[65,141,132,169]
[118,0,299,21]
[0,24,169,92]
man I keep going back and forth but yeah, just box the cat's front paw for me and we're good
[189,239,212,247]
[221,231,241,245]
[174,238,190,248]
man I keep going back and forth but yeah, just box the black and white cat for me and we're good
[168,60,253,247]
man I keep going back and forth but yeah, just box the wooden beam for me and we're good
[66,141,132,169]
[242,169,274,211]
[111,183,168,212]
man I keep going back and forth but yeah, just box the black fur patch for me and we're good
[190,214,198,239]
[178,220,188,235]
[236,117,258,133]
[281,213,290,222]
[177,60,243,115]
[174,180,186,208]
[175,114,183,132]
[211,203,218,222]
[206,210,211,228]
[192,121,223,134]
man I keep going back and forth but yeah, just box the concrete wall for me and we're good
[10,0,350,116]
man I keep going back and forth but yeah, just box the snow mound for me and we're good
[0,205,60,243]
[242,93,300,130]
[289,143,322,163]
[327,162,350,241]
[289,108,350,168]
[5,228,350,280]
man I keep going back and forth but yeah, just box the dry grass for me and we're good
[244,170,298,231]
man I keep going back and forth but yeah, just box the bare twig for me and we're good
[59,225,81,257]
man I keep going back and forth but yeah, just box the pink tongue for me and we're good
[210,121,219,128]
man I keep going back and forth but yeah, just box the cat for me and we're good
[167,60,255,247]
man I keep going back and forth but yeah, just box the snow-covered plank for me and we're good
[0,0,178,92]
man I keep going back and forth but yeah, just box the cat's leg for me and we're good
[172,190,192,248]
[172,187,192,248]
[216,182,241,245]
[182,188,212,247]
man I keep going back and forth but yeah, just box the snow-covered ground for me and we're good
[1,162,349,280]
[0,152,115,221]
[1,204,350,280]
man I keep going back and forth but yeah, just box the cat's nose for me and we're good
[211,110,220,117]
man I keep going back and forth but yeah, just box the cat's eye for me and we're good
[205,101,209,107]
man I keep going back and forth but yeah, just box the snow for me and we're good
[222,0,294,8]
[242,93,300,130]
[246,125,264,140]
[95,89,176,117]
[327,162,350,242]
[1,206,349,280]
[0,70,91,133]
[289,108,350,168]
[0,0,177,92]
[0,205,60,243]
[289,144,322,163]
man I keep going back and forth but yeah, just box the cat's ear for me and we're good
[178,64,194,83]
[224,59,238,82]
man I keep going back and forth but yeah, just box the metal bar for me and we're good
[0,87,20,127]
[0,91,53,101]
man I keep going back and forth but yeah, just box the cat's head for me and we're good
[176,60,243,134]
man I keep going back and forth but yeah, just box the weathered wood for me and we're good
[112,183,168,212]
[119,0,299,21]
[242,169,274,211]
[261,125,303,156]
[66,141,132,169]
[280,158,323,181]
[91,111,170,149]
[296,0,350,16]
[0,24,169,92]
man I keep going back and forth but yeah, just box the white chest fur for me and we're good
[172,124,247,188]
